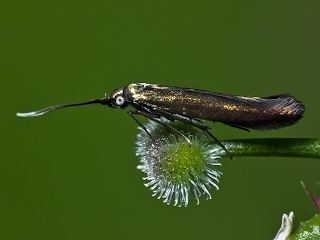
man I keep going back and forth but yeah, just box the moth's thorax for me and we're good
[125,83,168,101]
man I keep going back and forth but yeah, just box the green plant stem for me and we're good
[221,138,320,159]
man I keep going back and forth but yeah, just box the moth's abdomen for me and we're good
[266,95,304,117]
[223,95,305,130]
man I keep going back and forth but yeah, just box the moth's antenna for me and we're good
[16,97,111,117]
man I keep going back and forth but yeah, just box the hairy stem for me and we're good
[221,138,320,159]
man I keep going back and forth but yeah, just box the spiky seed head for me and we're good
[136,119,223,207]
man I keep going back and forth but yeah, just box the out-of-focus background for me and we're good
[1,1,320,239]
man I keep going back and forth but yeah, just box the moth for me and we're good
[17,83,305,154]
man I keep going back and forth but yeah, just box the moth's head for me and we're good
[106,87,129,109]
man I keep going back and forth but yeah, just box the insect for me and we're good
[17,83,305,155]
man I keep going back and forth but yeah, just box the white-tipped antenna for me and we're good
[16,98,111,118]
[17,105,65,117]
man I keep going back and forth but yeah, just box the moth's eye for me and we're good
[115,95,125,106]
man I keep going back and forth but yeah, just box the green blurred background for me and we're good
[1,0,320,239]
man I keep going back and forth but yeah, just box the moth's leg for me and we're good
[202,128,233,159]
[127,111,153,140]
[154,109,232,158]
[153,108,207,128]
[135,110,192,146]
[133,102,176,122]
